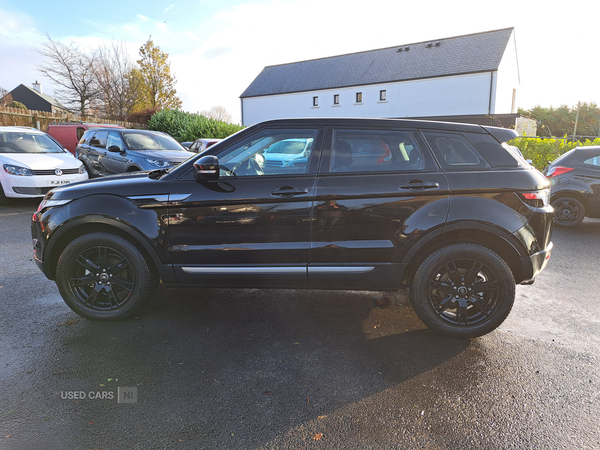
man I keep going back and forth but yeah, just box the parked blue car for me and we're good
[76,129,193,177]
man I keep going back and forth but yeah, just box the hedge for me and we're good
[148,109,244,142]
[509,136,600,171]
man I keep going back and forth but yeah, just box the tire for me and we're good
[551,197,585,227]
[410,244,515,339]
[0,182,7,205]
[55,233,159,320]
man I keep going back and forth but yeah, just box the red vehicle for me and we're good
[47,123,125,154]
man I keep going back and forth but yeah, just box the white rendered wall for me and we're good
[241,72,494,126]
[494,30,520,114]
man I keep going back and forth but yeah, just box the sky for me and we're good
[1,0,599,124]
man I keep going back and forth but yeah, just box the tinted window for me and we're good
[218,129,319,177]
[327,129,423,173]
[423,132,490,170]
[464,132,518,167]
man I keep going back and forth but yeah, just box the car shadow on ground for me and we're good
[31,286,471,448]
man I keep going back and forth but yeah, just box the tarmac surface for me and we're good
[1,198,599,449]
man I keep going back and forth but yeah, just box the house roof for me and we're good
[12,84,68,110]
[240,28,514,98]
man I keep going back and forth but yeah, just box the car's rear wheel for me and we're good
[410,244,515,339]
[55,233,158,320]
[551,196,585,227]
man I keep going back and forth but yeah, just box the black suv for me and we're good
[544,145,600,227]
[32,118,553,338]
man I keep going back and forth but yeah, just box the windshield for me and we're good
[122,132,184,151]
[0,131,65,154]
[264,139,311,154]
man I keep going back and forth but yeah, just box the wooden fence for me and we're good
[0,106,145,131]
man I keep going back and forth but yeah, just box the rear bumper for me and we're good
[519,241,553,284]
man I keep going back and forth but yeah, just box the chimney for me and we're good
[32,81,42,94]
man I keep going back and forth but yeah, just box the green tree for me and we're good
[137,38,182,110]
[520,103,600,138]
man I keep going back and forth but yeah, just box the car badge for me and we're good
[55,169,63,176]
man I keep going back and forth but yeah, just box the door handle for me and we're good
[271,187,309,196]
[399,181,439,191]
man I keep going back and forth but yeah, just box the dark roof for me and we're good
[241,28,513,98]
[10,84,67,111]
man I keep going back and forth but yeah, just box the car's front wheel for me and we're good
[551,196,585,227]
[410,244,515,339]
[55,233,159,320]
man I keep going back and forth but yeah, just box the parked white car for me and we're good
[0,126,88,203]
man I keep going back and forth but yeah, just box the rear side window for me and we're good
[582,156,600,167]
[464,132,519,167]
[423,132,490,170]
[326,129,424,173]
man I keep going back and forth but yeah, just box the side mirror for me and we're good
[108,145,122,153]
[193,155,219,181]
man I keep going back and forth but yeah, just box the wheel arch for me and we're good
[550,190,589,211]
[402,224,526,286]
[45,217,162,280]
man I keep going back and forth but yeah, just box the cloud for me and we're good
[164,4,175,13]
[137,14,149,21]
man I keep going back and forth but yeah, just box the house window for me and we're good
[356,92,362,103]
[380,90,387,101]
[313,96,319,107]
[333,94,339,105]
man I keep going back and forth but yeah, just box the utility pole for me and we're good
[573,101,581,141]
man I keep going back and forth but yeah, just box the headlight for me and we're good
[3,164,33,176]
[145,159,173,168]
[78,164,86,174]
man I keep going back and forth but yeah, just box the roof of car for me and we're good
[241,28,513,98]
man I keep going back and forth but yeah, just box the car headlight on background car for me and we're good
[3,164,33,176]
[145,159,173,168]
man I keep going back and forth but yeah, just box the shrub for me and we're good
[509,136,600,171]
[10,101,27,110]
[126,107,159,125]
[147,109,243,142]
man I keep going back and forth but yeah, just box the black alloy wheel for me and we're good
[56,233,158,320]
[551,197,585,227]
[411,244,515,338]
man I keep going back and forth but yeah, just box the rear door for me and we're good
[309,126,450,290]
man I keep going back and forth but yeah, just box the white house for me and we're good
[240,28,520,128]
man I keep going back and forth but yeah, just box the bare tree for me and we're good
[37,35,102,116]
[95,41,144,121]
[200,106,233,123]
[0,87,13,107]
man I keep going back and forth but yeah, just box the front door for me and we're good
[166,126,324,288]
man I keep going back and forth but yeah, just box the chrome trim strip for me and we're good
[308,266,375,273]
[180,266,376,274]
[181,267,307,274]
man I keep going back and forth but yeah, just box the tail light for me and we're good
[546,166,574,178]
[519,189,550,207]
